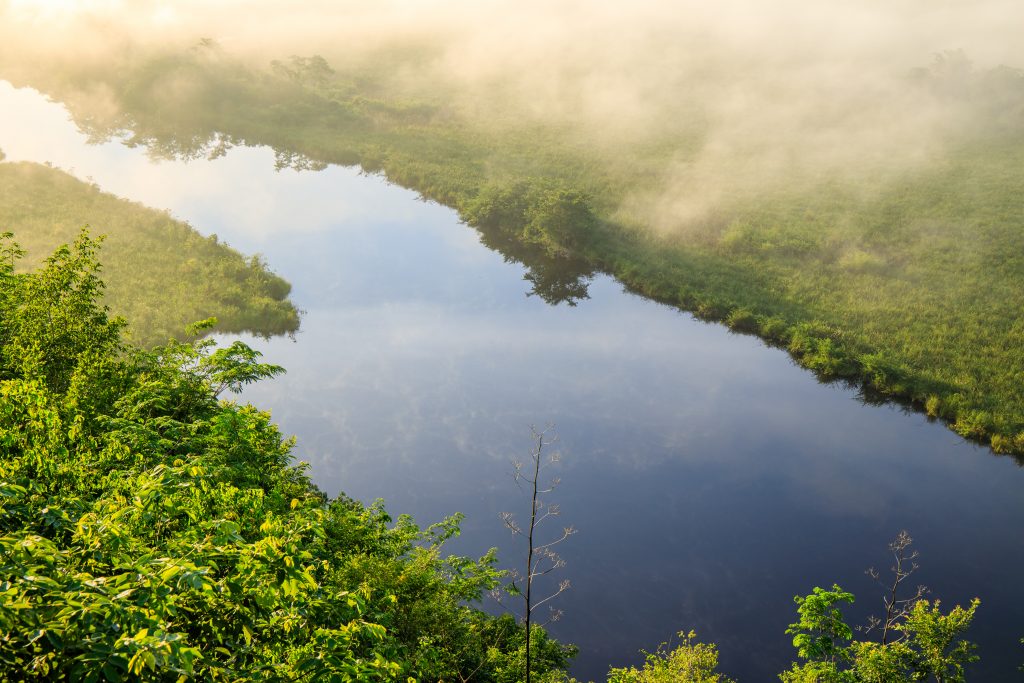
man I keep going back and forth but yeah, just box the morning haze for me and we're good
[1,0,1022,680]
[4,0,1023,232]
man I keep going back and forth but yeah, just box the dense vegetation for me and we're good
[0,231,575,681]
[0,159,299,346]
[2,44,1022,454]
[0,233,990,680]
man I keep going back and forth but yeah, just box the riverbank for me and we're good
[0,159,299,345]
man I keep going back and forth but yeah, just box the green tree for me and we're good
[781,585,856,682]
[0,232,574,681]
[0,231,124,393]
[780,585,980,682]
[522,186,597,258]
[902,599,980,683]
[465,179,598,259]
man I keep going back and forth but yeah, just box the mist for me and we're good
[3,0,1023,233]
[4,4,1024,679]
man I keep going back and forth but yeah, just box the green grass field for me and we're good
[0,160,299,346]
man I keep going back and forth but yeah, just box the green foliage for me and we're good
[607,631,734,683]
[465,181,534,234]
[465,617,577,683]
[522,186,597,257]
[725,307,758,333]
[0,235,570,681]
[0,231,125,393]
[781,587,980,683]
[0,41,1016,677]
[271,55,336,89]
[466,178,598,258]
[785,585,856,666]
[901,599,980,682]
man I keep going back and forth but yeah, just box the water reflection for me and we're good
[0,78,594,305]
[1,81,1023,680]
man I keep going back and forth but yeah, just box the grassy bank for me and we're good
[3,44,1023,454]
[0,160,299,345]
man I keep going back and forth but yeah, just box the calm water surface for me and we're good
[2,81,1022,680]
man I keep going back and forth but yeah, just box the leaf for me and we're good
[102,663,123,682]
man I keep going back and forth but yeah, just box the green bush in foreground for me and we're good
[0,230,573,680]
[780,586,979,683]
[606,631,733,683]
[603,586,981,683]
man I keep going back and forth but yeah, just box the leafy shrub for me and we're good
[607,631,733,683]
[953,410,994,440]
[757,316,791,343]
[790,329,855,379]
[464,180,533,234]
[0,231,570,681]
[858,352,909,395]
[781,584,979,683]
[465,179,597,257]
[725,307,758,333]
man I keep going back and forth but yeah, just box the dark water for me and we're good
[2,81,1022,680]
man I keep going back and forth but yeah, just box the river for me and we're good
[1,80,1022,680]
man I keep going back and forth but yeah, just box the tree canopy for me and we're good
[0,231,573,681]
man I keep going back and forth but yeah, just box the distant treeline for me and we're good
[2,44,1024,454]
[0,160,299,345]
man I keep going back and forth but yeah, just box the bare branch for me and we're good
[500,512,522,536]
[863,530,929,644]
[500,426,572,683]
[530,580,572,612]
[538,608,564,628]
[533,527,575,552]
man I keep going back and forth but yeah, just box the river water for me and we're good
[2,80,1022,680]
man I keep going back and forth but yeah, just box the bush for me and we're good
[725,307,758,333]
[0,231,571,681]
[465,179,597,258]
[953,410,994,440]
[607,631,733,683]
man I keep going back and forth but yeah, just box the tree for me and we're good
[862,530,929,645]
[0,230,124,393]
[607,631,734,683]
[0,232,573,681]
[500,426,576,683]
[782,584,857,682]
[523,186,597,258]
[781,533,981,682]
[903,599,980,683]
[464,178,598,259]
